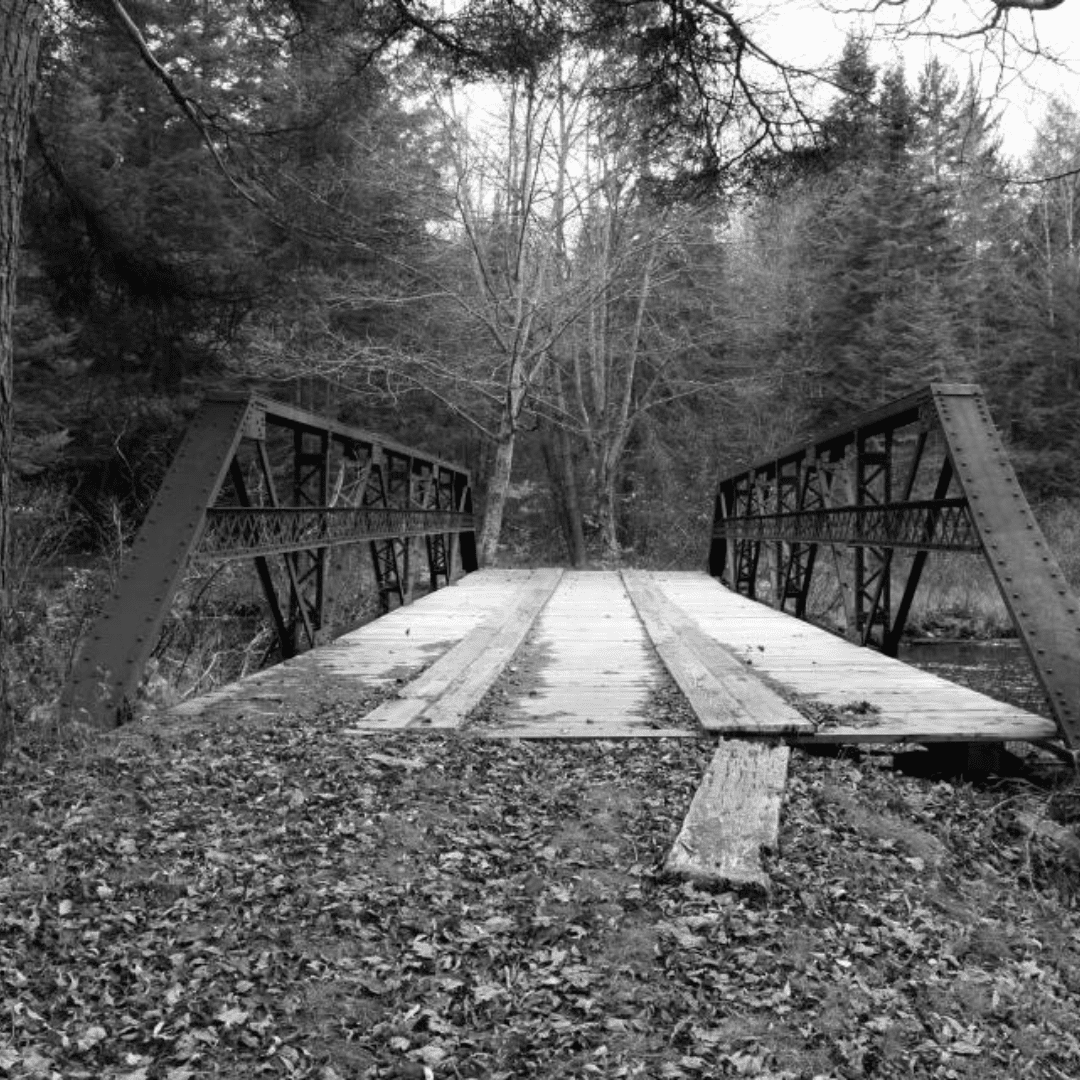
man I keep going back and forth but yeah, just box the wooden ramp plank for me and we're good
[665,739,790,889]
[647,571,1057,745]
[802,712,1057,743]
[172,569,541,720]
[349,569,563,732]
[622,570,811,735]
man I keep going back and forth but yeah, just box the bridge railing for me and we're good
[710,383,1080,752]
[61,393,477,728]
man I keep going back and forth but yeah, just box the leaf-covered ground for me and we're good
[3,696,1080,1080]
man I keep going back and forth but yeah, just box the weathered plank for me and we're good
[647,571,1056,745]
[622,570,811,735]
[473,570,689,737]
[350,568,563,731]
[665,739,791,889]
[172,569,541,720]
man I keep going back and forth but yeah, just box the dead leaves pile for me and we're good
[3,705,1080,1080]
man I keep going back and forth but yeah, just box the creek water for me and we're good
[899,638,1050,717]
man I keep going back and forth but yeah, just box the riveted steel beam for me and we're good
[61,398,255,727]
[933,385,1080,750]
[62,393,477,727]
[199,507,476,560]
[716,500,980,551]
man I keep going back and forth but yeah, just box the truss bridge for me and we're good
[63,384,1080,886]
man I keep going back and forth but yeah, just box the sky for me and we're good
[745,0,1080,161]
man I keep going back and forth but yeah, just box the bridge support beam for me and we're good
[61,393,477,728]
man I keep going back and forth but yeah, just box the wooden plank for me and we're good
[474,570,675,737]
[422,572,564,727]
[665,739,790,889]
[176,569,542,721]
[648,571,1055,745]
[799,717,1056,743]
[622,570,811,735]
[354,569,563,730]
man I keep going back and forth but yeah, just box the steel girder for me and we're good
[719,500,979,552]
[709,383,1080,752]
[199,507,476,560]
[62,393,477,728]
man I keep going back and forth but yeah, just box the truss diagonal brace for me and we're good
[61,393,478,729]
[934,386,1080,749]
[61,398,255,727]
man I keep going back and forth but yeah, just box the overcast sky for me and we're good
[747,0,1080,160]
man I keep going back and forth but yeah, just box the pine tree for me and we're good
[802,61,967,425]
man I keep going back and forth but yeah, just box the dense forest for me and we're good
[4,0,1080,746]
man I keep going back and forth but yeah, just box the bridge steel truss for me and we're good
[709,383,1080,752]
[62,393,478,728]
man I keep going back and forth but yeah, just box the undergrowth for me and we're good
[5,489,395,752]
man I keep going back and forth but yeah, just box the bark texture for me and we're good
[478,420,516,567]
[0,0,44,758]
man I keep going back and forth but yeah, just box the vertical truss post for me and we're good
[856,430,892,647]
[366,451,405,613]
[425,466,451,591]
[885,455,953,656]
[791,455,820,619]
[735,473,761,599]
[228,458,293,660]
[410,458,434,600]
[814,450,857,636]
[777,456,808,617]
[289,427,330,643]
[256,439,315,653]
[773,464,784,605]
[776,456,811,614]
[397,456,414,605]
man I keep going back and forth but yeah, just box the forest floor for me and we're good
[3,689,1080,1080]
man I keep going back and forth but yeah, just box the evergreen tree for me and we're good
[981,97,1080,496]
[800,60,967,425]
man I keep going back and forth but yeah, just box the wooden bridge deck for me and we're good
[175,568,1054,746]
[171,568,1055,889]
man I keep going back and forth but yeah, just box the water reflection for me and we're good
[900,638,1049,717]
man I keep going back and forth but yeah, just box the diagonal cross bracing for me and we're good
[200,507,475,560]
[710,383,1080,752]
[61,393,477,729]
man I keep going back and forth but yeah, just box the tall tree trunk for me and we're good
[0,0,44,761]
[595,445,625,563]
[540,425,586,567]
[540,363,586,567]
[478,417,516,566]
